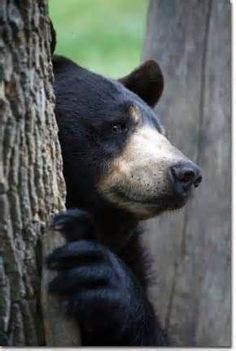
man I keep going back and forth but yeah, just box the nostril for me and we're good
[180,169,195,183]
[193,175,202,188]
[171,165,195,183]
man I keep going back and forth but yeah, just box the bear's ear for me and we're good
[49,19,57,56]
[118,60,164,108]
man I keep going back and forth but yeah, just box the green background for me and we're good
[49,0,147,78]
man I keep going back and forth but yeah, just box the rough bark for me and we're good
[143,0,231,346]
[0,0,79,346]
[41,229,81,346]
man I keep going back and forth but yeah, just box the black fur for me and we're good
[46,54,169,346]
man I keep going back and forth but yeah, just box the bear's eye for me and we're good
[112,123,128,134]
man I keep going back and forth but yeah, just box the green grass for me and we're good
[49,0,147,78]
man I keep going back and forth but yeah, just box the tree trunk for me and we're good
[143,0,231,346]
[0,0,79,346]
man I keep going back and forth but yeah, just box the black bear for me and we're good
[47,31,202,346]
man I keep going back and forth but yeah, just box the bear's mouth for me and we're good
[110,187,190,213]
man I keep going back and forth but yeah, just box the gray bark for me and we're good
[143,0,231,346]
[0,0,80,346]
[41,229,81,346]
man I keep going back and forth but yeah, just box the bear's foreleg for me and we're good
[46,210,168,346]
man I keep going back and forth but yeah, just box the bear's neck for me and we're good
[66,193,140,249]
[94,207,139,250]
[94,207,148,288]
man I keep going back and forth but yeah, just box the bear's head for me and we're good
[53,56,202,220]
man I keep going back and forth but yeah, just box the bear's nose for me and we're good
[170,162,202,194]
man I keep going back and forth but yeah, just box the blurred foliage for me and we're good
[49,0,147,78]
